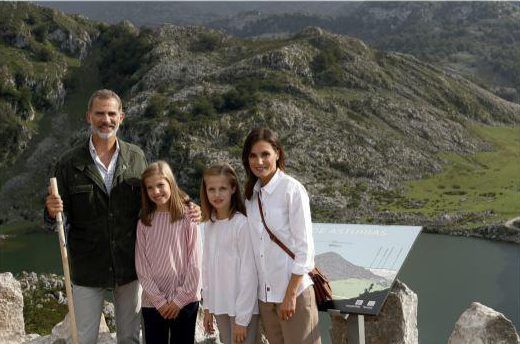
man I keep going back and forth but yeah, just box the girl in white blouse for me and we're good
[200,163,259,344]
[241,128,321,344]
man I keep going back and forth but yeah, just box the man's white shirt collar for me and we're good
[88,135,120,193]
[89,136,120,164]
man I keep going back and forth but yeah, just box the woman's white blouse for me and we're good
[201,213,259,326]
[245,169,315,303]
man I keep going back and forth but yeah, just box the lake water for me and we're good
[0,230,518,343]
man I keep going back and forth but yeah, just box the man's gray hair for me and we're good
[87,89,123,112]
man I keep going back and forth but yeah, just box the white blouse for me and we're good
[201,213,259,326]
[245,169,315,304]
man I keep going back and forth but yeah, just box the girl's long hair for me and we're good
[241,127,286,200]
[140,161,187,226]
[200,163,246,222]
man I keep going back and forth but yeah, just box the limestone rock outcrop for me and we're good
[329,279,418,344]
[448,302,520,344]
[0,272,26,343]
[47,27,95,61]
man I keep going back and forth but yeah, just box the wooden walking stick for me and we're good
[50,177,79,344]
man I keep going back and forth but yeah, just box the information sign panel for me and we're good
[313,223,422,315]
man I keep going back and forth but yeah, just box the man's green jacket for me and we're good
[52,138,147,288]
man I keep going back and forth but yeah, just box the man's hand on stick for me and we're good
[46,186,63,219]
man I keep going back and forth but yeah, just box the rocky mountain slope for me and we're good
[0,4,518,240]
[117,25,519,229]
[0,2,97,167]
[40,2,520,104]
[209,2,520,104]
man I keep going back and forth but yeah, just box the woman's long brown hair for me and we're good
[200,163,246,222]
[241,127,286,200]
[140,161,187,226]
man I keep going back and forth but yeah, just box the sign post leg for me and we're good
[358,315,365,344]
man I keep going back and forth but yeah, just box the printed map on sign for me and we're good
[313,223,422,315]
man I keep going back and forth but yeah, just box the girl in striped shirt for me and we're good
[135,161,202,344]
[200,163,259,344]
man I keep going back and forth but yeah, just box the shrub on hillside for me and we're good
[97,25,155,96]
[191,31,222,52]
[32,23,49,43]
[191,96,216,117]
[310,39,344,86]
[145,94,169,118]
[36,45,54,62]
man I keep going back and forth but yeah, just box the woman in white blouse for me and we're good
[241,128,321,344]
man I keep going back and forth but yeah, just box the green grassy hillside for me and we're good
[384,126,520,226]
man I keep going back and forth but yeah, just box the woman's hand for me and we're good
[233,323,247,343]
[203,310,215,335]
[279,273,303,320]
[279,293,297,321]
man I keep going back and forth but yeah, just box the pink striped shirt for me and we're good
[135,212,202,309]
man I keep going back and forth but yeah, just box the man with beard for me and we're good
[45,89,199,343]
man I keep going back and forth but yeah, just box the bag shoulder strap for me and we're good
[257,192,295,260]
